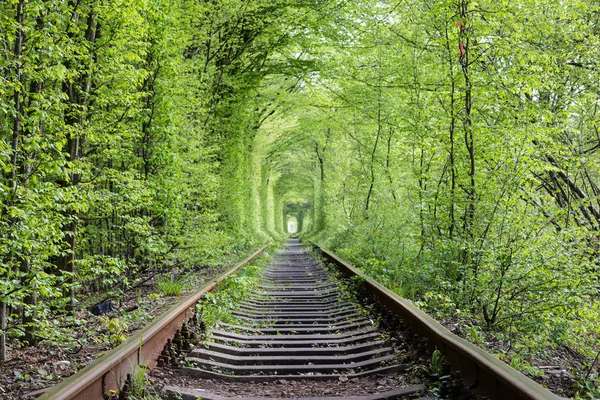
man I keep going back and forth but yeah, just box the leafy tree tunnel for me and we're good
[0,1,599,396]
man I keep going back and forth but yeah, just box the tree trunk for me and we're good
[459,0,475,241]
[444,21,457,238]
[3,0,27,351]
[0,302,6,361]
[365,67,383,213]
[385,128,397,202]
[58,5,98,312]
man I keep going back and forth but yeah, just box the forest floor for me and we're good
[0,256,245,400]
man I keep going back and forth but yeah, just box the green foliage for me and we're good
[429,349,445,376]
[200,267,262,326]
[129,364,150,399]
[78,256,128,292]
[504,355,544,378]
[156,276,184,297]
[465,325,485,348]
[572,375,600,400]
[198,254,270,329]
[99,316,128,347]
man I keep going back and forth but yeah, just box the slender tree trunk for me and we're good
[22,18,47,342]
[385,128,397,201]
[365,68,383,213]
[10,0,24,193]
[459,0,475,241]
[0,302,6,361]
[314,128,330,231]
[444,22,457,238]
[419,148,425,249]
[58,6,98,312]
[20,176,35,345]
[1,0,26,355]
[315,143,325,230]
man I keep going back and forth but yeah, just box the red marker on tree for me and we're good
[456,20,466,64]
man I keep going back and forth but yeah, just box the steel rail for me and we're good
[38,246,268,400]
[318,246,561,400]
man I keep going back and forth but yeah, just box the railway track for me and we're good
[159,239,427,399]
[39,240,560,400]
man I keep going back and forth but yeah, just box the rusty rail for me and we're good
[317,246,560,400]
[38,246,268,400]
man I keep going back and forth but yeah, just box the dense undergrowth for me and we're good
[310,233,600,398]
